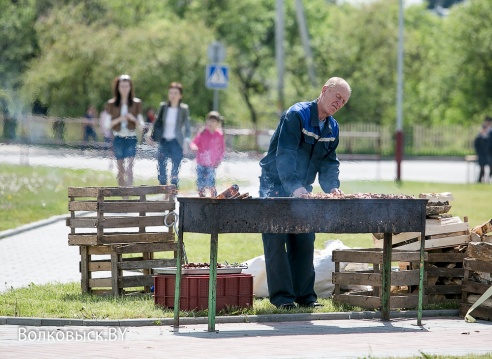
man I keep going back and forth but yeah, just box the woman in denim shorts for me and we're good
[104,74,144,187]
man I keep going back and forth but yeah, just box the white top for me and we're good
[163,107,178,140]
[104,104,143,138]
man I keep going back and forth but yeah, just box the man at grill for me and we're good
[258,77,352,309]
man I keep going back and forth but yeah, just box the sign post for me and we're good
[206,42,228,111]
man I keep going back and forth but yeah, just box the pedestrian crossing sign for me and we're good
[205,64,229,89]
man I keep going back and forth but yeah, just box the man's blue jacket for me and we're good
[259,100,340,196]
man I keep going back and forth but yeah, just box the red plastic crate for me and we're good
[153,273,254,311]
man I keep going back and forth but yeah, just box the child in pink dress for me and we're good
[189,111,225,197]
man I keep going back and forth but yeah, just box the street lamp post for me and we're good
[396,0,404,181]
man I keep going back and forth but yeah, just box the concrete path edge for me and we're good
[0,215,68,240]
[0,309,459,327]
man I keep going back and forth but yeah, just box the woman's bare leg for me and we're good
[117,159,125,187]
[126,157,134,187]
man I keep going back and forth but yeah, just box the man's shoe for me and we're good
[277,302,296,310]
[300,301,323,308]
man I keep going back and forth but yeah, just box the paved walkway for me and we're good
[1,317,491,358]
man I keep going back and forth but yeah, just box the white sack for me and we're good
[243,239,368,299]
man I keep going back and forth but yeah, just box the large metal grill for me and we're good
[173,197,428,331]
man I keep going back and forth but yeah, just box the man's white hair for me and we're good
[324,77,351,94]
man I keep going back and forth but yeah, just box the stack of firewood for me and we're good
[214,184,251,199]
[470,219,492,243]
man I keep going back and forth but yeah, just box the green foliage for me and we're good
[2,0,491,130]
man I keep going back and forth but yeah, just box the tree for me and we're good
[0,0,38,115]
[20,2,215,119]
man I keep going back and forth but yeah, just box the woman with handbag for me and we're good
[149,81,191,189]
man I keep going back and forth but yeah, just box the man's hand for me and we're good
[330,188,343,195]
[292,187,309,197]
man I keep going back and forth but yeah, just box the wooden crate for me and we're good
[332,249,428,310]
[373,216,470,251]
[67,185,179,295]
[460,258,492,321]
[406,249,466,305]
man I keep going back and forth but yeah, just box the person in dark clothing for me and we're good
[258,77,351,309]
[83,105,98,142]
[474,121,491,183]
[150,82,191,188]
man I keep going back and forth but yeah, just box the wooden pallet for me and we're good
[79,242,179,295]
[67,185,177,245]
[460,258,492,321]
[67,185,179,295]
[332,249,428,310]
[373,216,470,250]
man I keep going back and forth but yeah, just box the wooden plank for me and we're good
[80,246,90,293]
[87,245,112,255]
[118,259,175,270]
[112,241,177,254]
[392,269,421,286]
[464,258,492,274]
[333,249,383,264]
[120,275,154,288]
[69,234,98,246]
[333,294,381,309]
[391,251,424,262]
[99,232,174,244]
[425,285,462,295]
[426,222,468,236]
[462,280,492,295]
[89,278,112,288]
[427,252,465,263]
[333,249,422,263]
[111,252,120,296]
[98,185,176,197]
[391,295,423,309]
[69,201,98,211]
[88,260,111,271]
[68,187,101,197]
[100,201,175,213]
[396,235,470,251]
[334,270,420,287]
[68,185,176,198]
[333,272,381,286]
[67,215,170,229]
[426,267,464,277]
[69,200,174,213]
[69,232,174,245]
[430,231,469,240]
[67,217,99,228]
[101,215,168,228]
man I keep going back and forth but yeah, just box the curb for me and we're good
[0,212,92,240]
[0,309,459,327]
[0,215,68,240]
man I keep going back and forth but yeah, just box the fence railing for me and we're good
[0,115,478,157]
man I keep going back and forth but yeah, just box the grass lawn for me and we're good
[0,163,491,320]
